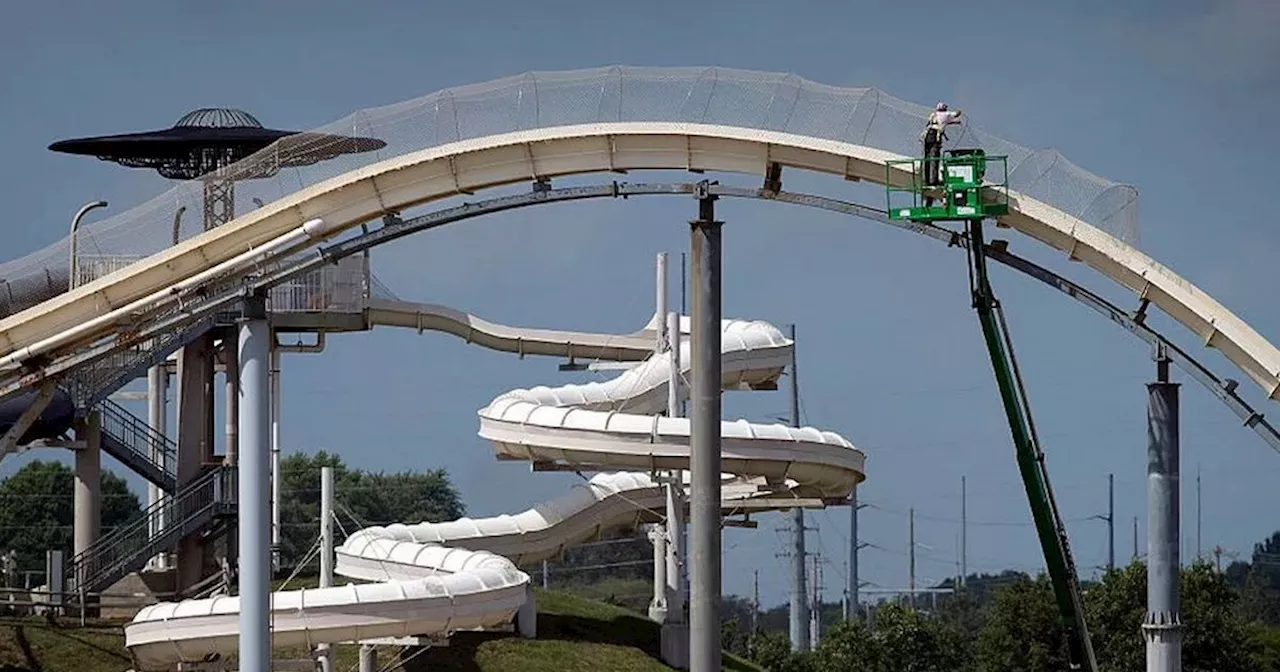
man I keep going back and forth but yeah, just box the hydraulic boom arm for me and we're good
[964,219,1099,671]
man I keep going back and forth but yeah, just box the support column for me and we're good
[73,412,101,568]
[223,331,239,466]
[359,645,376,672]
[666,479,686,616]
[175,334,215,592]
[1144,352,1182,672]
[648,524,669,623]
[270,344,282,574]
[238,292,271,672]
[688,182,722,672]
[146,363,168,571]
[317,466,334,672]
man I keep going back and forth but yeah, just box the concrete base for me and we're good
[100,569,176,620]
[660,622,690,670]
[1143,621,1183,672]
[648,604,669,623]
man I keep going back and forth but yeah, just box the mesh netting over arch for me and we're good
[0,65,1138,317]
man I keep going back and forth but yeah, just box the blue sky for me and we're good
[2,0,1278,609]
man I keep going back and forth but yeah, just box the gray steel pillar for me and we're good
[359,645,376,672]
[1144,354,1182,672]
[317,466,334,672]
[238,292,271,672]
[688,182,722,672]
[73,412,101,567]
[223,332,239,466]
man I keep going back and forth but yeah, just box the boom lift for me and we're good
[887,150,1099,671]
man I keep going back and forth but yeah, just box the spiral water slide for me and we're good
[121,302,864,670]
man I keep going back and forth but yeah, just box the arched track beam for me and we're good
[10,181,1277,455]
[1,124,1276,403]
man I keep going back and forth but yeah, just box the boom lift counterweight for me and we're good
[888,151,1099,671]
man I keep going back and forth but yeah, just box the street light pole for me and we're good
[68,200,108,289]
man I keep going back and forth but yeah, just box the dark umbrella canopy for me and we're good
[49,107,386,180]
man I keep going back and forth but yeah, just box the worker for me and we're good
[920,103,963,188]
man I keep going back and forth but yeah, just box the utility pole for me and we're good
[810,551,823,647]
[847,488,865,621]
[787,323,810,652]
[1090,473,1115,572]
[750,570,759,656]
[960,475,967,588]
[1108,473,1115,571]
[1196,464,1202,561]
[909,507,916,608]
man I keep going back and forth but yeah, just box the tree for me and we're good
[0,460,141,571]
[1085,559,1261,671]
[973,574,1070,672]
[277,451,465,572]
[751,629,812,672]
[810,617,878,671]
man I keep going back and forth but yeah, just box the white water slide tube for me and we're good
[123,307,865,670]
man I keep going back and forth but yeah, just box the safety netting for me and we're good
[0,65,1138,317]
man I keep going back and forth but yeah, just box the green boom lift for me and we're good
[887,150,1099,671]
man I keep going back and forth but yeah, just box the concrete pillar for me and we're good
[1144,356,1183,672]
[174,333,215,593]
[238,293,271,672]
[73,412,100,616]
[73,412,101,564]
[223,331,239,466]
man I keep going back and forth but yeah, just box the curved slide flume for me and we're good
[123,313,864,670]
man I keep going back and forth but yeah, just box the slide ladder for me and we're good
[965,218,1098,671]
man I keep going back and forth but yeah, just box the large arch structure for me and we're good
[0,121,1277,408]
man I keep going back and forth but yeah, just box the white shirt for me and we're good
[927,110,962,130]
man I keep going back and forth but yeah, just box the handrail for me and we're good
[97,398,176,479]
[66,466,235,593]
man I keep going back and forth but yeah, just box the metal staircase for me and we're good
[96,398,176,492]
[65,316,214,409]
[54,317,214,493]
[65,466,236,596]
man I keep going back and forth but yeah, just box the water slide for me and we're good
[122,305,864,670]
[0,114,1271,668]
